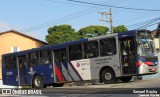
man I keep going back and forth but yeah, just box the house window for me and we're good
[11,46,20,52]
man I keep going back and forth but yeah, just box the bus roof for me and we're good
[2,29,148,57]
[2,38,88,57]
[118,30,137,38]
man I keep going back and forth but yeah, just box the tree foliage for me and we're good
[45,24,78,44]
[45,24,128,44]
[78,25,109,38]
[113,25,128,33]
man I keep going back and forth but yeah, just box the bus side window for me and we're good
[69,44,82,61]
[100,38,116,56]
[54,48,67,62]
[18,55,27,69]
[28,52,38,66]
[61,49,67,62]
[39,50,51,65]
[4,57,10,69]
[54,50,60,62]
[84,41,99,58]
[4,56,16,70]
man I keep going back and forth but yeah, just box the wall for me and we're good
[0,32,46,79]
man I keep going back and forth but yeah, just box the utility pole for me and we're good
[99,8,113,34]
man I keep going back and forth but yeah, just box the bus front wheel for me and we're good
[120,76,132,82]
[32,75,45,88]
[100,68,115,84]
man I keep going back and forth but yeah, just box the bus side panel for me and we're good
[61,62,69,81]
[2,69,18,86]
[90,55,122,80]
[27,64,54,85]
[54,62,64,82]
[69,59,91,81]
[68,61,82,81]
[89,36,122,80]
[2,56,19,86]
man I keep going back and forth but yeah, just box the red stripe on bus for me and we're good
[136,62,141,66]
[144,62,153,66]
[55,64,64,81]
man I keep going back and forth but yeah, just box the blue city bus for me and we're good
[2,30,158,88]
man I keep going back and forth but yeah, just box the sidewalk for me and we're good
[62,77,160,88]
[0,80,17,88]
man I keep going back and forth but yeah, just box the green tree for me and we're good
[113,25,128,33]
[78,25,109,38]
[46,24,78,44]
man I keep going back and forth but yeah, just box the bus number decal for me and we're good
[6,72,13,75]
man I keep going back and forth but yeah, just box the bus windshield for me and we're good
[137,37,156,57]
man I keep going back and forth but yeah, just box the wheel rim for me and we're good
[104,72,112,80]
[35,77,41,87]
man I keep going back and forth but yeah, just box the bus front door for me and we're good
[120,37,136,75]
[18,55,27,85]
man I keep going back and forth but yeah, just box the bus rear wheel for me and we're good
[120,76,132,82]
[32,75,45,88]
[100,68,115,84]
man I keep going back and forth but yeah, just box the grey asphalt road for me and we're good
[1,78,160,97]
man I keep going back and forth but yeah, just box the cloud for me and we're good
[0,22,11,29]
[0,21,23,32]
[0,21,45,41]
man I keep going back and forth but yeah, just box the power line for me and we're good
[143,22,159,28]
[67,0,160,12]
[115,11,159,24]
[19,7,103,32]
[137,20,160,29]
[19,0,159,33]
[19,0,123,32]
[127,17,160,28]
[46,0,93,7]
[125,17,160,30]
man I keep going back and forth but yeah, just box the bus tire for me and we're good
[52,83,64,87]
[32,75,44,89]
[101,68,115,84]
[120,76,132,82]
